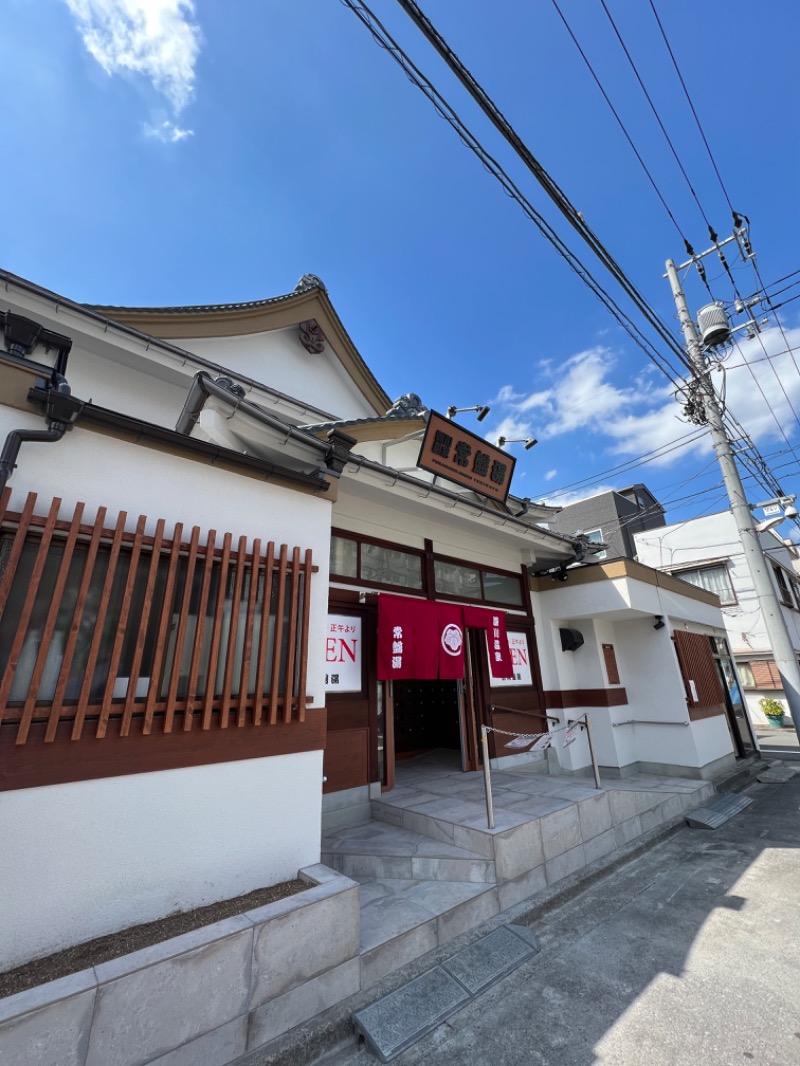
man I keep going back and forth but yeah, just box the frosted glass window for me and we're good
[434,560,481,599]
[360,543,422,589]
[482,570,523,605]
[330,535,358,578]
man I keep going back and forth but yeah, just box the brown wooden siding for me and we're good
[673,630,725,721]
[602,644,621,686]
[544,688,629,709]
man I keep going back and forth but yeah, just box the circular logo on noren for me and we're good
[441,624,463,656]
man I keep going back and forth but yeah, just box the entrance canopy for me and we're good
[377,595,513,681]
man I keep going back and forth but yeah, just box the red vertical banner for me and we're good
[377,596,437,680]
[436,603,466,679]
[463,605,514,678]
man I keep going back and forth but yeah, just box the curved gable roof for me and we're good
[88,276,392,418]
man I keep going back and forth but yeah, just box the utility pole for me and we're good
[666,255,800,744]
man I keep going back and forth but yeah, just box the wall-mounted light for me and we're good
[653,615,666,630]
[497,436,538,450]
[446,404,490,422]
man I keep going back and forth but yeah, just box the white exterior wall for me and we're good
[182,331,378,422]
[531,571,735,775]
[635,511,800,723]
[0,412,332,713]
[335,480,540,575]
[64,346,190,427]
[0,751,323,969]
[1,410,333,967]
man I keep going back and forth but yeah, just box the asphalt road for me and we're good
[319,773,800,1066]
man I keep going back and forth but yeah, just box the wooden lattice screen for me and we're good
[0,491,314,745]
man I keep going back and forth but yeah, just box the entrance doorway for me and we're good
[712,637,757,757]
[392,679,465,769]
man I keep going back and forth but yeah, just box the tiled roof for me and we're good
[85,275,327,316]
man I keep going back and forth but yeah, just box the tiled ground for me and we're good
[322,752,715,989]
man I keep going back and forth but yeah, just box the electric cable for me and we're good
[386,0,700,379]
[548,0,694,255]
[599,0,716,242]
[345,0,797,526]
[340,0,692,390]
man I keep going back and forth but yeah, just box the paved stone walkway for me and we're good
[317,771,800,1066]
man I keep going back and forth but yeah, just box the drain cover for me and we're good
[685,793,752,829]
[353,926,541,1061]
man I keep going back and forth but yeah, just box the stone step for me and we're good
[357,877,501,989]
[321,822,496,884]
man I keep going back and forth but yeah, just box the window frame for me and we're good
[329,530,425,594]
[584,528,607,561]
[329,529,527,610]
[669,562,737,606]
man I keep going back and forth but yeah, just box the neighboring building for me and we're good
[548,483,666,560]
[0,269,745,974]
[635,509,800,726]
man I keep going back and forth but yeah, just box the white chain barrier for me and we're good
[480,715,601,829]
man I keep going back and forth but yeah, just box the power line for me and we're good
[648,0,738,219]
[599,0,716,242]
[346,1,796,528]
[340,0,691,390]
[645,0,800,440]
[386,0,700,379]
[538,427,707,501]
[548,0,693,254]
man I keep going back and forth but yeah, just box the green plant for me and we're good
[759,696,785,718]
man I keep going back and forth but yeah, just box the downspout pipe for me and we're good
[0,424,68,495]
[0,379,84,495]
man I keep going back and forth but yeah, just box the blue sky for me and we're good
[3,0,800,526]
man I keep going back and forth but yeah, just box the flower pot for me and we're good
[766,714,785,729]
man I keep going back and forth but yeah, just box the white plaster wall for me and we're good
[532,580,734,772]
[0,751,323,969]
[183,331,377,422]
[690,712,737,767]
[635,511,800,657]
[0,409,333,706]
[334,480,533,574]
[64,346,189,427]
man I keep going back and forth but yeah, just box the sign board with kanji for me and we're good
[417,411,516,503]
[325,614,362,692]
[490,631,534,688]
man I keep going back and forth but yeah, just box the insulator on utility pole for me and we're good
[666,257,800,745]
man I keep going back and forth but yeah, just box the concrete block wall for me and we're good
[0,865,359,1066]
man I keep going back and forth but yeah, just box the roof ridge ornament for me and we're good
[385,393,426,418]
[294,274,327,293]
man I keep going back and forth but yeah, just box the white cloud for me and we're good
[490,325,800,496]
[64,0,201,134]
[144,118,194,142]
[542,484,619,508]
[544,469,558,481]
[491,346,679,456]
[720,324,800,442]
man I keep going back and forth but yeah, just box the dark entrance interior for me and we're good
[392,679,461,760]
